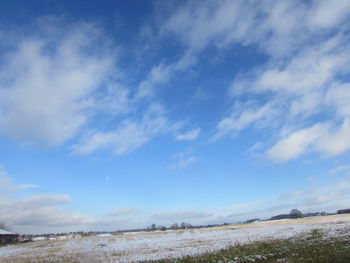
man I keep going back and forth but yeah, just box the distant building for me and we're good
[0,229,19,244]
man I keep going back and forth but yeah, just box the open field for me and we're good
[0,215,349,263]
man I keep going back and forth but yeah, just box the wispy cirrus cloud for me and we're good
[151,0,350,162]
[170,147,198,169]
[328,165,350,176]
[148,172,350,226]
[153,210,212,221]
[175,128,200,141]
[191,1,350,162]
[73,103,179,155]
[108,208,137,217]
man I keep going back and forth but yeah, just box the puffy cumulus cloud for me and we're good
[175,127,200,141]
[0,20,118,147]
[73,103,179,155]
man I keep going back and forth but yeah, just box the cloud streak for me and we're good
[175,128,200,141]
[170,148,198,169]
[73,103,178,155]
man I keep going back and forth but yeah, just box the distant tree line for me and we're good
[269,209,326,221]
[146,222,193,231]
[337,208,350,214]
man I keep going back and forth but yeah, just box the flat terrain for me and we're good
[0,214,349,263]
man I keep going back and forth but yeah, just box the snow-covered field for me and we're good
[0,214,349,263]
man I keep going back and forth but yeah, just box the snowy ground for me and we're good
[0,214,349,263]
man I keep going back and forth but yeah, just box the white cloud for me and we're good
[153,210,212,220]
[170,148,197,169]
[325,82,350,117]
[136,53,196,99]
[278,191,303,200]
[73,103,177,155]
[308,0,350,29]
[157,0,350,162]
[161,0,350,57]
[15,184,41,190]
[216,177,350,222]
[0,21,116,147]
[213,101,278,140]
[245,36,350,96]
[267,119,350,162]
[315,119,350,157]
[0,19,189,155]
[0,169,94,233]
[267,123,329,162]
[328,165,350,176]
[147,175,350,226]
[2,165,349,233]
[0,168,140,234]
[175,128,200,141]
[0,167,40,197]
[191,88,210,102]
[108,208,137,216]
[162,1,252,53]
[203,4,350,161]
[223,198,273,212]
[94,84,131,116]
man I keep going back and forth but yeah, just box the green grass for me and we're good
[145,229,350,263]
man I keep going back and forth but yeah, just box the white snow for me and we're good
[32,236,46,241]
[0,230,14,235]
[0,215,349,263]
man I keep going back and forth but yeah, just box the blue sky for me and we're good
[1,0,350,234]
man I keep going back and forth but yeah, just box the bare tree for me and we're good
[180,222,192,229]
[159,225,167,231]
[170,223,179,230]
